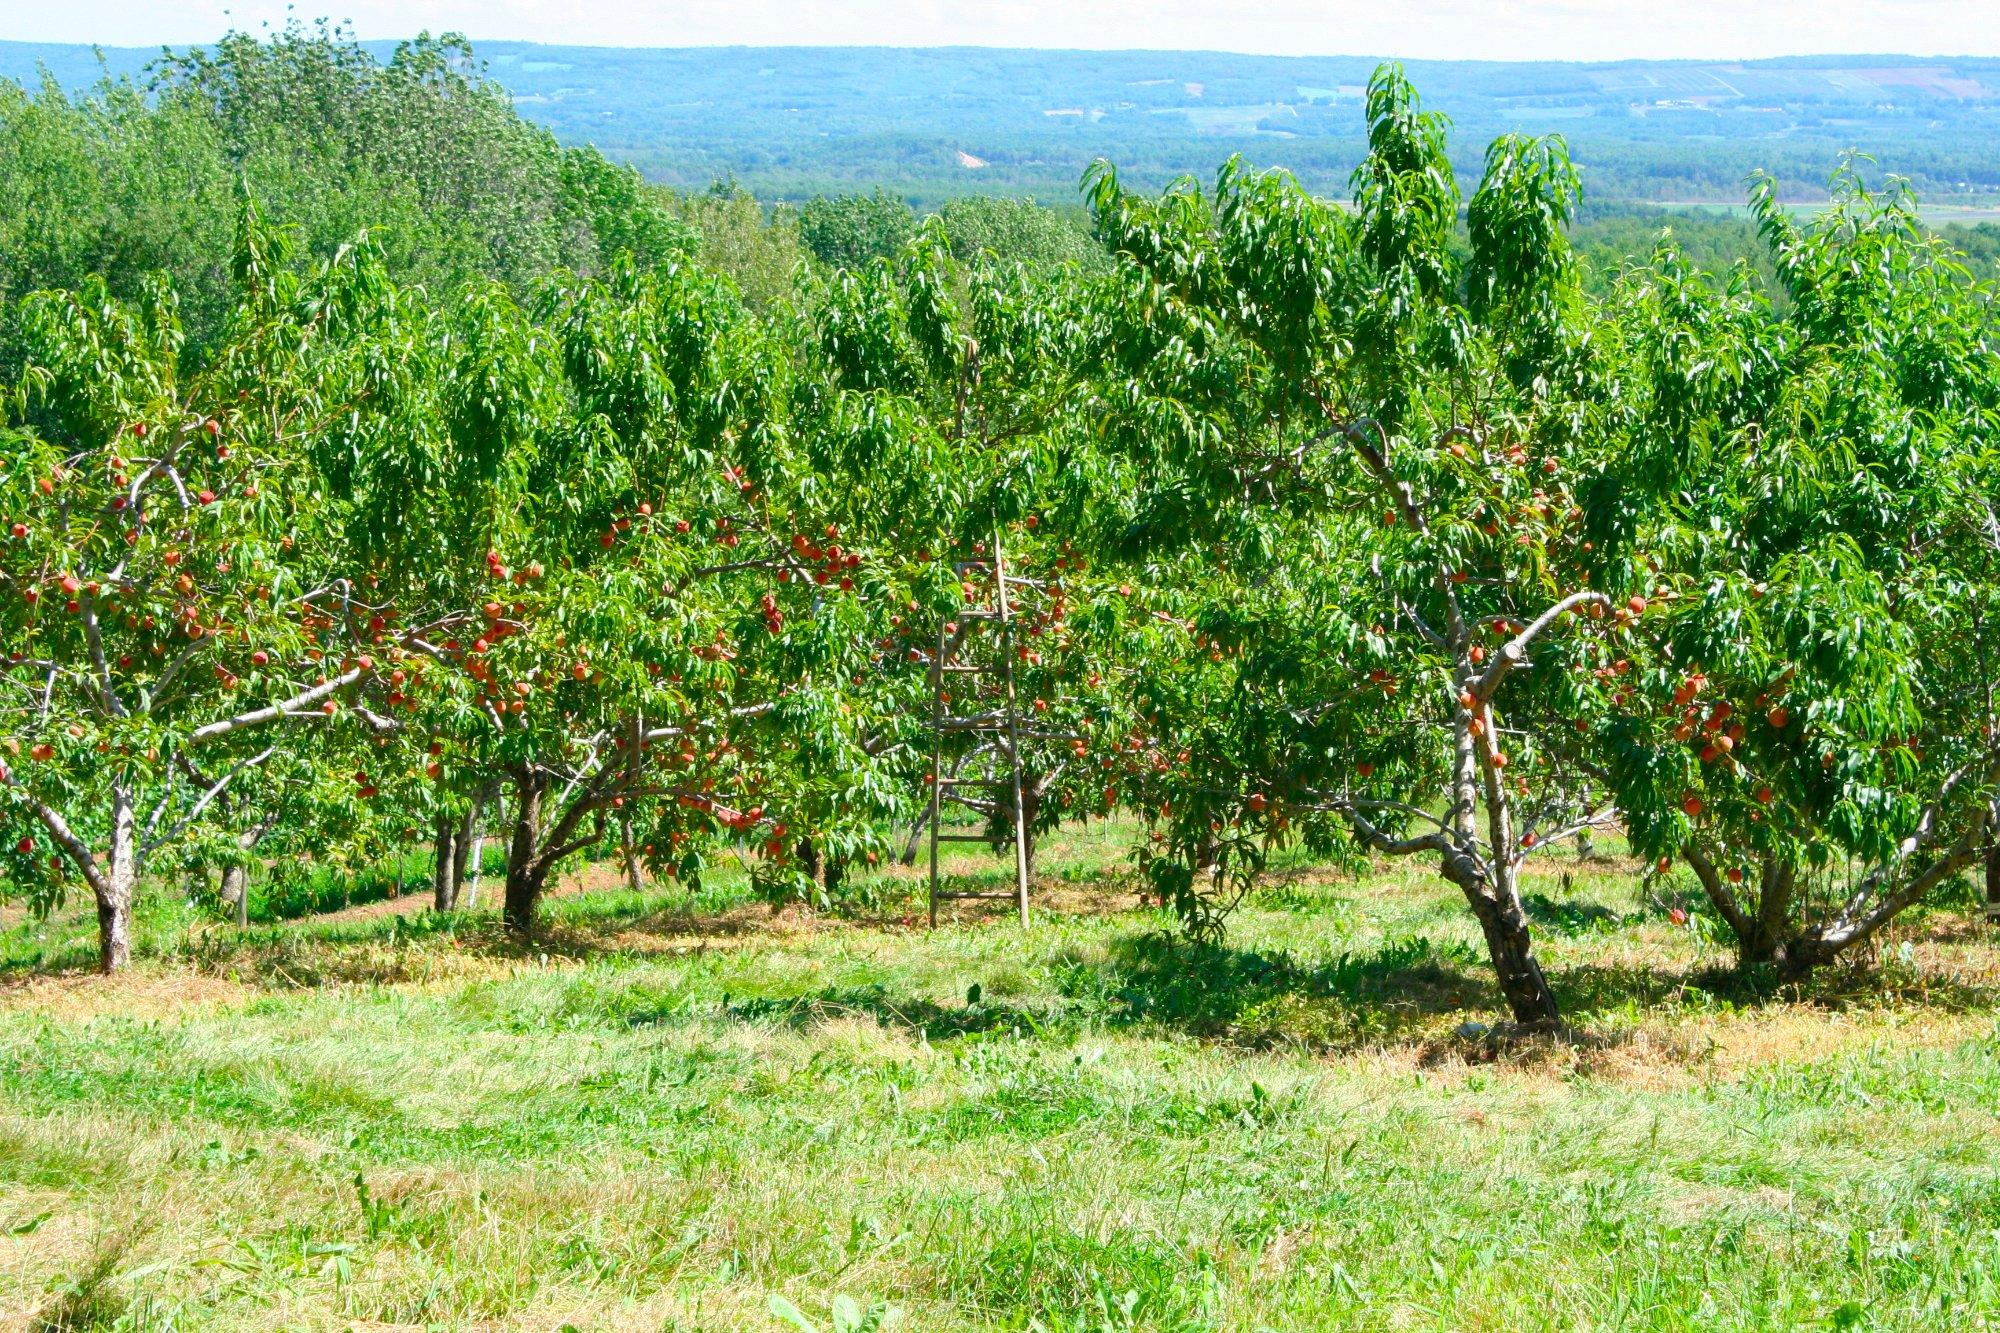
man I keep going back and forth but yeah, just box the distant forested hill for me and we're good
[5,40,1998,207]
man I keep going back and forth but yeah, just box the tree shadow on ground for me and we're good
[722,986,1065,1040]
[1066,931,1492,1047]
[702,931,1505,1051]
[1519,892,1634,936]
[1551,950,2000,1018]
[46,871,2000,1049]
[693,921,2000,1056]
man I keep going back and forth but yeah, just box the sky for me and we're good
[3,0,1997,62]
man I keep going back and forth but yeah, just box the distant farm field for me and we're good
[5,823,1999,1331]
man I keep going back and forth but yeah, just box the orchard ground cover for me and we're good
[4,821,2000,1330]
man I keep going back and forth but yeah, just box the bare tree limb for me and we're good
[1473,589,1614,702]
[143,746,276,854]
[29,797,109,898]
[187,668,362,744]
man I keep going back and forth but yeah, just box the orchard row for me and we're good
[3,70,1995,1028]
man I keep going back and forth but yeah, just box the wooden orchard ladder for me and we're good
[927,528,1033,928]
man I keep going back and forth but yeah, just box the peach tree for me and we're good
[1075,69,1652,1027]
[1596,167,2000,976]
[0,218,439,970]
[782,220,1126,891]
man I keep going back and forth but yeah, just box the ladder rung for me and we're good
[936,833,996,843]
[932,890,1020,902]
[943,665,989,674]
[939,777,1007,787]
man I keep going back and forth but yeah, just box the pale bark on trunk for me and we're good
[463,824,486,907]
[220,863,249,927]
[1455,700,1561,1028]
[458,781,498,908]
[221,818,275,928]
[97,787,137,975]
[1333,705,1561,1028]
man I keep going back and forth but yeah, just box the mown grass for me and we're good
[3,823,2000,1330]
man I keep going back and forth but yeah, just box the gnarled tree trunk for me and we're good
[1443,849,1561,1028]
[1687,802,1992,981]
[432,814,461,912]
[790,836,848,904]
[219,819,272,928]
[502,774,546,937]
[1461,692,1561,1029]
[500,766,606,938]
[1683,846,1796,969]
[220,863,249,927]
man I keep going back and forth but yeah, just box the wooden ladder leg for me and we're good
[928,619,946,928]
[994,529,1031,928]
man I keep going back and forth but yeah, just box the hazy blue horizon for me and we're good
[9,37,1997,211]
[5,0,1999,62]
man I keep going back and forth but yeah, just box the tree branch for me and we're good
[187,668,362,744]
[29,797,109,898]
[79,592,126,718]
[1472,589,1613,702]
[143,746,276,854]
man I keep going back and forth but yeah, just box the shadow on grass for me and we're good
[703,931,1503,1051]
[723,986,1063,1040]
[17,864,2000,1055]
[699,921,2000,1055]
[1520,893,1634,936]
[1070,931,1491,1046]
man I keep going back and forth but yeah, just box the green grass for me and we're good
[4,824,2000,1330]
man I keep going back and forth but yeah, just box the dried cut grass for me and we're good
[0,971,252,1022]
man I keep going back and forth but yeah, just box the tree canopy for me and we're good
[3,40,1995,1030]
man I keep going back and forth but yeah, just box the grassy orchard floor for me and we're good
[3,824,2000,1329]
